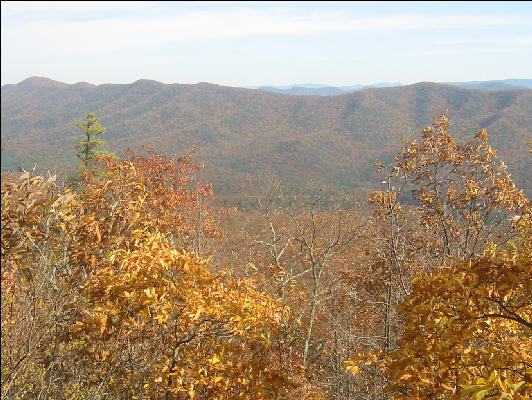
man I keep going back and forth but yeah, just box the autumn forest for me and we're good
[1,84,531,399]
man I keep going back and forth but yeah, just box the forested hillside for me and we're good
[2,77,531,203]
[3,113,530,399]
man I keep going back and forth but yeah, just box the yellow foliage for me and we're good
[347,208,531,399]
[1,150,296,399]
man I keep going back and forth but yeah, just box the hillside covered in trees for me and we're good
[2,78,531,203]
[2,110,531,399]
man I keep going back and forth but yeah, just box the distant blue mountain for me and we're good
[255,82,405,96]
[446,79,532,91]
[258,86,346,96]
[251,79,531,96]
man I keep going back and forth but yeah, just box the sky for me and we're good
[2,1,532,87]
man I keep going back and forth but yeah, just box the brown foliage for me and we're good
[2,150,296,399]
[346,112,531,399]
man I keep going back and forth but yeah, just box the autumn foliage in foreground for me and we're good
[2,113,531,399]
[345,113,531,399]
[345,216,532,399]
[1,150,292,399]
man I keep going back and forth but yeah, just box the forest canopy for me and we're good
[1,112,530,399]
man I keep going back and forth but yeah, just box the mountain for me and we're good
[446,79,532,91]
[501,79,532,89]
[2,77,531,205]
[344,82,404,90]
[256,82,405,96]
[449,82,519,91]
[258,85,346,96]
[253,80,532,96]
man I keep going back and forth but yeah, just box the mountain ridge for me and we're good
[249,79,532,96]
[5,77,532,94]
[2,77,531,204]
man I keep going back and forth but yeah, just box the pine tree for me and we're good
[74,113,113,168]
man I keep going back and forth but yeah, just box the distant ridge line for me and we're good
[3,77,531,95]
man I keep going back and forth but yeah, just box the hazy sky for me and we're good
[2,1,532,87]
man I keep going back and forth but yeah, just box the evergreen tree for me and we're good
[74,113,114,168]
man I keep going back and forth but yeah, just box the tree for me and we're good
[71,229,292,399]
[347,207,531,399]
[65,150,294,399]
[244,177,367,398]
[67,147,220,272]
[1,171,81,399]
[391,112,527,260]
[74,113,114,169]
[2,150,299,399]
[365,111,528,353]
[345,112,531,399]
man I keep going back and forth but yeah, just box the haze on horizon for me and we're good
[2,1,532,87]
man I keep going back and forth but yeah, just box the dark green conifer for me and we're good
[74,113,114,168]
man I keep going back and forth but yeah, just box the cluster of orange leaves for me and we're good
[346,113,531,399]
[1,150,294,399]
